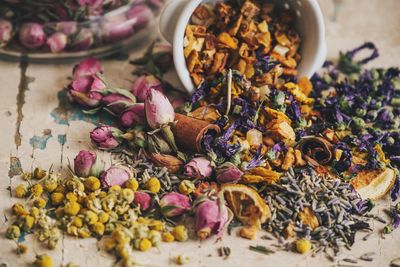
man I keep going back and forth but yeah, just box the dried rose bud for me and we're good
[90,126,123,149]
[46,32,68,53]
[184,157,213,179]
[126,4,153,29]
[145,89,175,129]
[131,75,164,102]
[119,103,145,128]
[159,192,191,218]
[216,162,243,184]
[73,57,102,79]
[55,21,78,36]
[195,199,228,240]
[100,165,134,188]
[0,19,13,48]
[71,28,93,51]
[102,16,135,42]
[19,23,46,49]
[68,73,105,108]
[77,0,103,7]
[74,150,104,178]
[134,191,152,211]
[149,153,183,174]
[101,91,135,115]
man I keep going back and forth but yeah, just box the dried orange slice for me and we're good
[351,168,396,200]
[218,184,270,226]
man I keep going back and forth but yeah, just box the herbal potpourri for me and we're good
[4,0,400,266]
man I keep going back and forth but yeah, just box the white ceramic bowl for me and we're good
[160,0,327,94]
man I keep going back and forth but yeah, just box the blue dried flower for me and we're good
[390,175,400,202]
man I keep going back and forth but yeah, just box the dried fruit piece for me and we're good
[219,184,270,227]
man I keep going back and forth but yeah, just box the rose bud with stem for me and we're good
[145,89,178,152]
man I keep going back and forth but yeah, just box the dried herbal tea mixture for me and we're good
[4,2,400,267]
[184,0,301,86]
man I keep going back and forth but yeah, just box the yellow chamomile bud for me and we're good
[98,212,110,223]
[92,222,105,236]
[109,185,122,193]
[84,210,98,225]
[71,216,83,227]
[12,203,28,216]
[65,192,78,203]
[15,184,27,198]
[179,180,195,195]
[43,180,58,193]
[173,225,188,242]
[6,225,21,239]
[78,227,91,238]
[64,201,81,216]
[148,230,161,246]
[21,215,35,231]
[121,188,134,203]
[31,207,40,218]
[33,167,47,180]
[176,255,190,265]
[51,192,65,205]
[31,183,43,197]
[34,197,47,209]
[295,239,312,254]
[84,176,101,191]
[139,238,152,252]
[162,232,175,242]
[146,177,161,193]
[34,254,52,267]
[149,220,164,231]
[124,178,139,192]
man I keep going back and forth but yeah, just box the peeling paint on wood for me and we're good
[29,129,53,150]
[51,89,114,126]
[15,60,35,149]
[8,156,23,178]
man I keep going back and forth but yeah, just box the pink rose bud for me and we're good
[102,16,135,41]
[131,75,164,102]
[101,93,135,115]
[71,28,93,51]
[100,164,134,188]
[145,89,175,129]
[19,23,46,49]
[134,191,152,211]
[159,192,191,218]
[195,199,229,240]
[184,157,213,179]
[126,4,153,29]
[216,162,243,184]
[46,32,68,53]
[74,150,105,178]
[90,126,123,149]
[0,19,12,48]
[55,21,78,36]
[119,103,145,128]
[73,57,102,79]
[69,73,106,108]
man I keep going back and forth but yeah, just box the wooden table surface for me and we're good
[1,1,400,266]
